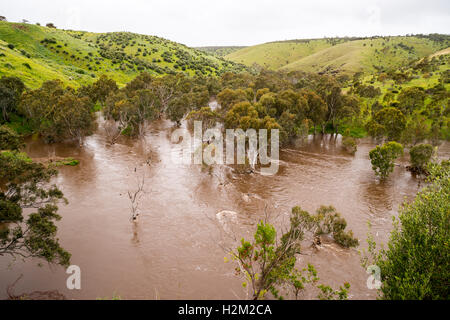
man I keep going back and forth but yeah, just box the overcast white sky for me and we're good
[1,0,449,47]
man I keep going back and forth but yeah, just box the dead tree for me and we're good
[128,173,145,222]
[104,119,122,145]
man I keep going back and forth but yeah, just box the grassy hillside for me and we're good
[359,53,450,96]
[0,21,246,88]
[226,39,335,69]
[226,35,450,75]
[195,46,246,57]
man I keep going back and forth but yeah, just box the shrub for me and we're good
[342,129,357,154]
[362,161,450,299]
[409,143,434,170]
[369,141,404,180]
[0,125,23,150]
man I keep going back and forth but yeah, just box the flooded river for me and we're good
[1,117,449,300]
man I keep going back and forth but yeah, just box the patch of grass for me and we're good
[92,102,102,112]
[338,125,367,138]
[50,157,80,167]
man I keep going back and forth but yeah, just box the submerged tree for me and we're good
[369,141,404,180]
[186,106,219,131]
[228,205,357,300]
[408,143,434,174]
[342,128,357,155]
[303,90,327,134]
[128,172,146,222]
[19,80,96,144]
[53,92,97,146]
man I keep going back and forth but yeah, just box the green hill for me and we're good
[226,35,450,75]
[195,46,246,57]
[0,21,246,88]
[1,21,448,88]
[225,38,334,69]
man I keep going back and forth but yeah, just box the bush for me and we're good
[363,161,450,299]
[342,129,357,155]
[7,43,14,50]
[0,125,23,150]
[369,142,404,179]
[409,143,434,170]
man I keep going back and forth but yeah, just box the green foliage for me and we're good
[0,76,25,122]
[342,129,357,154]
[19,80,96,144]
[0,124,23,150]
[225,102,263,131]
[369,141,404,179]
[304,90,327,132]
[299,205,359,248]
[0,151,70,266]
[361,161,449,299]
[368,107,406,141]
[229,205,356,300]
[167,95,190,125]
[397,86,426,115]
[217,88,249,111]
[187,107,219,130]
[400,116,431,146]
[409,143,434,170]
[89,75,118,106]
[317,282,351,300]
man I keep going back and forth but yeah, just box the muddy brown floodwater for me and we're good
[1,116,449,300]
